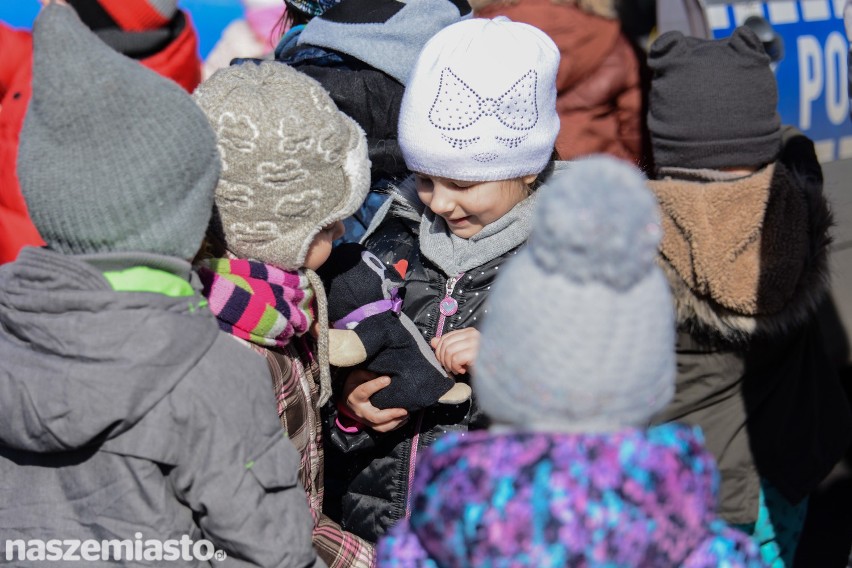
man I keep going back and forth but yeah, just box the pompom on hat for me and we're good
[17,3,219,259]
[474,155,676,433]
[647,26,782,170]
[398,16,560,182]
[193,62,371,270]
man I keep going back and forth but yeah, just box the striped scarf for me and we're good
[198,258,315,348]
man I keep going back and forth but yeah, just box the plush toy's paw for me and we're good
[437,382,472,405]
[328,329,368,367]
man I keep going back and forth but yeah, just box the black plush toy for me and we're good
[319,242,471,410]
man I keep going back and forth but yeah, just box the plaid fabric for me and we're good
[261,341,374,568]
[199,258,314,348]
[315,515,375,568]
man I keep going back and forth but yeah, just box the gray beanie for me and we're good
[193,62,371,270]
[474,155,676,433]
[298,0,471,85]
[648,27,781,170]
[17,3,220,259]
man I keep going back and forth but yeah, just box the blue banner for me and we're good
[707,1,852,161]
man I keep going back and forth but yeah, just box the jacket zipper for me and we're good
[435,273,464,337]
[405,272,464,519]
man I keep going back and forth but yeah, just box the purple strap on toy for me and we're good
[332,287,403,330]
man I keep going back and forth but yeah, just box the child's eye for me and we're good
[415,175,434,189]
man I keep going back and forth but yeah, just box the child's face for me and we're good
[415,174,536,239]
[304,220,345,271]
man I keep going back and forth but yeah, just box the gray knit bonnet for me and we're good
[474,155,676,433]
[17,3,220,259]
[648,27,781,170]
[193,62,370,270]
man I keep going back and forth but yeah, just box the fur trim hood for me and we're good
[648,159,832,344]
[469,0,617,19]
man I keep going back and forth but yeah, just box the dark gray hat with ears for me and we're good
[18,3,220,259]
[647,27,781,170]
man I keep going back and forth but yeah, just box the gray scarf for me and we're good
[419,192,539,277]
[364,163,568,276]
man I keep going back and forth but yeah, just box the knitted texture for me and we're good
[193,61,371,270]
[18,4,219,259]
[474,155,675,432]
[648,27,781,169]
[198,258,314,348]
[398,16,560,181]
[298,0,470,85]
[98,0,178,31]
[377,424,767,567]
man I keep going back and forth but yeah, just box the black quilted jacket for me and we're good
[323,215,521,543]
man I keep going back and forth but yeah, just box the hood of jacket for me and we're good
[137,10,202,93]
[471,0,617,19]
[474,0,621,89]
[648,152,832,343]
[0,247,221,453]
[378,423,762,566]
[297,0,469,85]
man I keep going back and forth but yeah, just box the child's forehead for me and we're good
[414,172,480,185]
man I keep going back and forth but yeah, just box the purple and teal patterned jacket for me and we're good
[377,423,767,567]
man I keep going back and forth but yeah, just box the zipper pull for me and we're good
[439,273,462,317]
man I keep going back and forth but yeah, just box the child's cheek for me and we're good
[417,188,433,209]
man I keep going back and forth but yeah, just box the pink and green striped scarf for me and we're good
[198,258,315,348]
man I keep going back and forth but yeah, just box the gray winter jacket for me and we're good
[0,248,323,568]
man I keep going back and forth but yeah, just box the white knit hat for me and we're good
[398,16,560,181]
[474,155,676,433]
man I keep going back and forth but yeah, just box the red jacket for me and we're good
[0,13,202,264]
[475,0,648,169]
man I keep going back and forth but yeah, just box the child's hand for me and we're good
[341,369,409,433]
[430,328,480,376]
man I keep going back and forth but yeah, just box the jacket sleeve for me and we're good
[169,336,325,568]
[0,23,32,99]
[611,35,646,165]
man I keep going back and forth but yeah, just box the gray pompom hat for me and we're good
[17,3,220,259]
[474,155,675,433]
[193,62,371,270]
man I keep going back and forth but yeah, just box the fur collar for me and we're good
[648,161,832,344]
